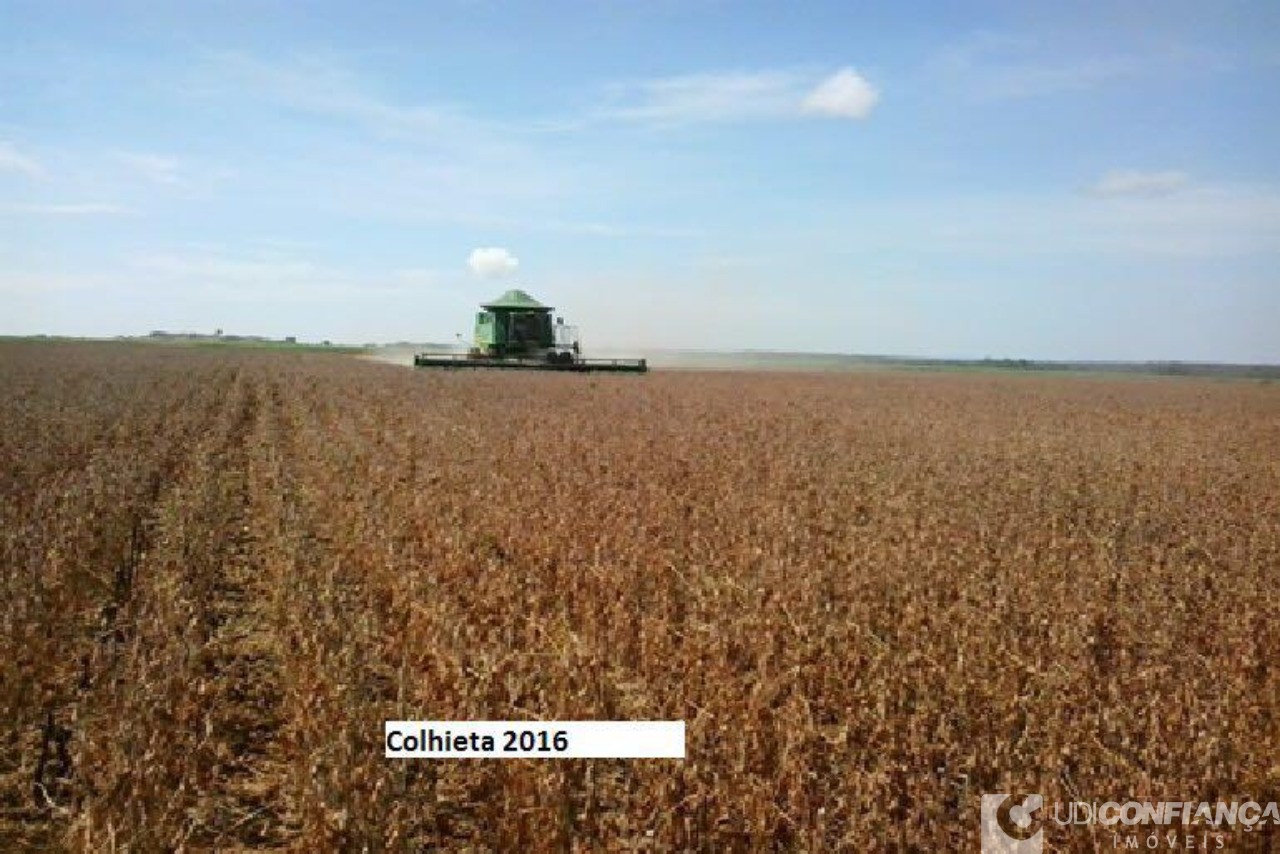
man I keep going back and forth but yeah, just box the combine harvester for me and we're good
[415,289,647,373]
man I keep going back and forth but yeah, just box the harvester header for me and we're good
[414,289,647,373]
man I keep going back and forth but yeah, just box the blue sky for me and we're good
[2,1,1278,360]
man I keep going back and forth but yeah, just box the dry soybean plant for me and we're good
[1,341,1277,851]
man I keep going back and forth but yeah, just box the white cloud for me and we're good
[1091,170,1190,198]
[192,53,563,209]
[930,32,1222,102]
[207,52,469,141]
[0,141,45,178]
[125,250,438,301]
[115,152,184,186]
[795,182,1280,259]
[467,246,519,278]
[982,57,1137,100]
[602,66,879,126]
[801,68,879,119]
[603,71,802,125]
[2,202,133,215]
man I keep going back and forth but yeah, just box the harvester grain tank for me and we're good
[414,289,647,373]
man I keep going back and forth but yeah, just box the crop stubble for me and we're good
[1,342,1277,851]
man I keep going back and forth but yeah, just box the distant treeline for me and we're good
[648,350,1280,379]
[144,331,301,344]
[1,333,367,354]
[914,357,1280,378]
[890,355,1280,378]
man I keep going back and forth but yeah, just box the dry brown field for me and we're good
[2,341,1278,852]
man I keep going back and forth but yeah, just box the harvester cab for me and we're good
[414,289,645,373]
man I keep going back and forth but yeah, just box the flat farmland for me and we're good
[2,341,1277,852]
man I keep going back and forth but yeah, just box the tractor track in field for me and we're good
[187,373,298,850]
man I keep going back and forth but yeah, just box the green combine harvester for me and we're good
[414,289,647,373]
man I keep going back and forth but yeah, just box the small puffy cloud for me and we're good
[468,246,519,278]
[1091,170,1190,198]
[0,141,45,178]
[801,68,880,119]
